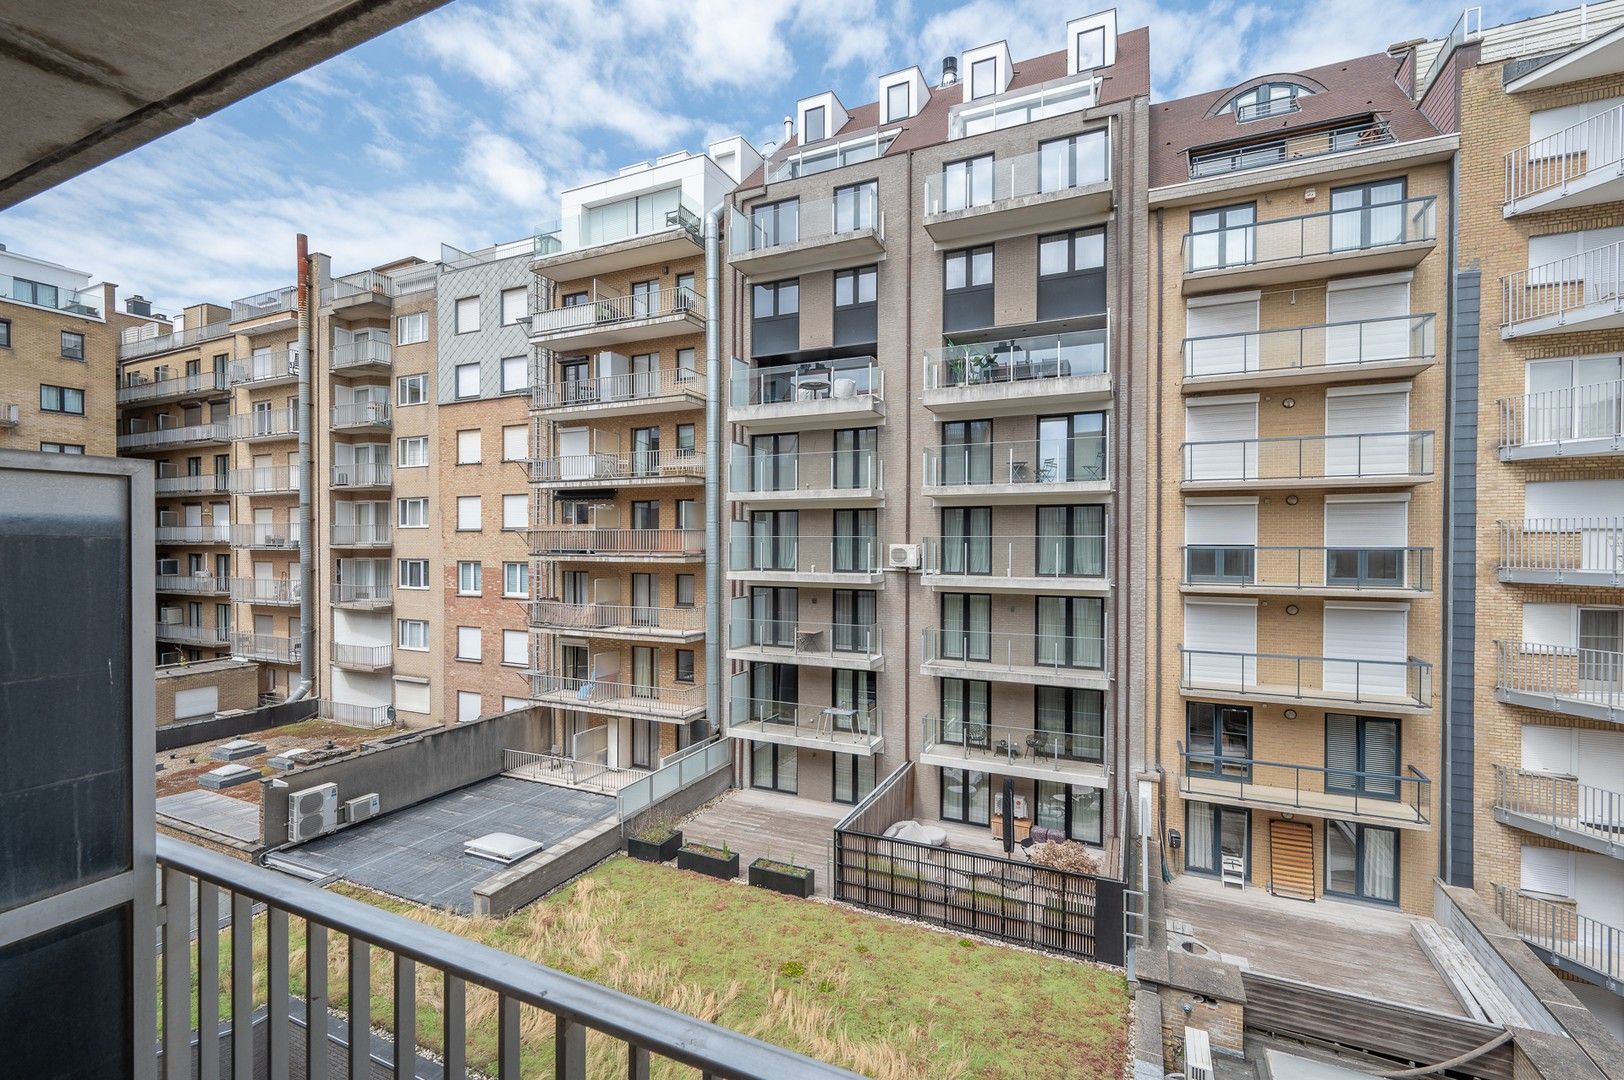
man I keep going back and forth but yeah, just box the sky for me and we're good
[0,0,1547,314]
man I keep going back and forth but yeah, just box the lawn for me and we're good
[181,855,1128,1079]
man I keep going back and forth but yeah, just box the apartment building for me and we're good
[1146,52,1455,912]
[525,146,753,766]
[723,11,1150,846]
[1,244,120,456]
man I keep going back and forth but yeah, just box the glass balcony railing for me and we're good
[921,627,1106,675]
[1183,197,1436,273]
[731,357,882,408]
[730,698,883,749]
[1181,649,1432,708]
[1189,118,1394,179]
[767,128,895,182]
[729,535,881,576]
[533,196,703,256]
[922,437,1107,488]
[923,328,1108,391]
[923,135,1109,215]
[730,189,882,255]
[1184,314,1436,380]
[945,71,1101,141]
[1182,431,1435,483]
[231,286,297,322]
[730,617,882,662]
[1,274,102,318]
[1182,545,1433,593]
[730,448,882,497]
[922,534,1107,581]
[922,716,1104,771]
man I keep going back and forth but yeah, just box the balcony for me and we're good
[1493,884,1622,993]
[530,447,702,488]
[232,523,301,550]
[728,191,885,277]
[527,672,706,723]
[330,462,391,490]
[330,338,392,373]
[156,574,229,596]
[325,699,393,727]
[331,522,391,549]
[1181,431,1435,491]
[228,408,300,442]
[1178,742,1431,829]
[1187,118,1396,180]
[1499,519,1624,586]
[727,699,884,755]
[728,534,883,586]
[728,617,883,671]
[230,577,300,605]
[729,448,883,508]
[330,400,391,432]
[1182,545,1433,599]
[767,125,894,182]
[333,581,392,610]
[1503,241,1624,338]
[229,349,300,387]
[1181,197,1437,295]
[154,472,229,496]
[528,600,705,642]
[117,319,230,361]
[1182,314,1437,391]
[155,621,228,646]
[322,270,396,317]
[921,438,1108,503]
[921,535,1109,594]
[729,357,885,432]
[529,285,704,352]
[1,272,101,319]
[532,198,703,280]
[1505,104,1624,217]
[118,421,229,451]
[230,285,297,326]
[922,328,1110,416]
[528,526,703,562]
[155,524,230,546]
[231,632,302,664]
[1496,640,1623,724]
[1180,649,1433,712]
[923,138,1111,247]
[334,642,392,672]
[230,466,297,496]
[532,367,704,421]
[1497,379,1623,460]
[920,717,1107,788]
[946,69,1100,141]
[1494,765,1624,860]
[921,628,1107,690]
[117,369,228,405]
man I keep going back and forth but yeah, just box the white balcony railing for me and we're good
[231,285,297,322]
[330,338,392,370]
[156,622,229,646]
[155,525,231,545]
[1503,240,1624,329]
[330,462,391,488]
[1498,379,1624,451]
[532,366,702,411]
[118,422,229,450]
[530,447,702,485]
[321,270,396,305]
[155,472,230,495]
[156,574,229,595]
[230,577,301,604]
[117,370,228,404]
[231,523,301,549]
[334,642,392,669]
[333,582,391,606]
[331,401,391,428]
[924,134,1109,215]
[231,632,301,663]
[922,534,1107,581]
[1505,102,1624,206]
[228,350,300,385]
[331,522,391,546]
[227,408,300,441]
[230,467,297,495]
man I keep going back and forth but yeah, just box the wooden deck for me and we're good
[677,789,846,895]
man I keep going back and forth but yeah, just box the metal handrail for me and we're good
[528,526,704,557]
[925,133,1110,214]
[322,269,397,304]
[1180,648,1433,707]
[228,407,300,440]
[1503,240,1624,328]
[331,338,392,370]
[331,522,391,546]
[230,524,301,548]
[117,319,231,360]
[329,462,391,488]
[117,369,228,404]
[325,700,393,728]
[231,285,297,322]
[528,673,704,715]
[729,189,883,255]
[331,401,391,428]
[1494,763,1624,837]
[923,327,1109,390]
[1498,518,1624,580]
[921,534,1108,580]
[1506,102,1624,205]
[1498,378,1624,449]
[1178,741,1429,823]
[118,422,230,450]
[1181,430,1434,482]
[530,447,703,484]
[529,600,704,633]
[1183,196,1437,272]
[921,627,1107,673]
[155,472,230,495]
[156,574,230,595]
[922,437,1107,488]
[230,577,300,604]
[731,357,882,407]
[1183,313,1436,379]
[922,715,1105,767]
[155,525,232,545]
[155,622,229,645]
[732,618,882,659]
[728,535,882,575]
[334,642,392,668]
[1493,882,1621,985]
[1189,118,1394,179]
[229,350,300,385]
[730,447,883,495]
[333,582,391,605]
[731,699,884,746]
[1181,545,1433,592]
[533,365,703,410]
[231,466,297,494]
[530,285,702,336]
[1496,640,1624,712]
[231,632,301,663]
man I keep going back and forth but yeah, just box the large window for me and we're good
[1188,203,1256,271]
[834,754,878,804]
[833,180,877,232]
[1184,801,1247,877]
[39,384,85,415]
[943,246,994,332]
[397,373,427,404]
[751,280,800,357]
[1227,81,1312,120]
[1035,781,1103,844]
[398,619,428,650]
[941,506,992,575]
[1037,411,1107,482]
[1325,714,1400,798]
[940,593,991,662]
[751,199,799,248]
[833,265,878,346]
[1035,686,1104,763]
[1040,131,1108,192]
[750,586,798,647]
[833,509,877,573]
[396,312,428,344]
[60,331,85,360]
[398,559,429,589]
[941,768,990,824]
[885,81,910,123]
[1037,505,1106,577]
[940,678,991,748]
[1330,177,1407,252]
[1326,821,1399,904]
[831,589,877,653]
[803,105,826,143]
[749,510,798,571]
[1035,595,1103,669]
[457,561,482,596]
[833,427,876,489]
[1037,227,1106,321]
[397,436,427,467]
[969,57,997,99]
[454,295,480,334]
[503,561,529,597]
[941,154,993,212]
[1075,26,1107,70]
[752,742,797,793]
[940,419,992,485]
[1186,701,1252,779]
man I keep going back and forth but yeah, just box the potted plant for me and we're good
[626,811,682,863]
[749,856,815,898]
[967,352,997,384]
[677,840,739,881]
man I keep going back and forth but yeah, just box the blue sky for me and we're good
[0,0,1542,313]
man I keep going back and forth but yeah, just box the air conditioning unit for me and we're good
[159,607,182,625]
[887,543,921,570]
[287,783,339,842]
[344,793,381,823]
[1184,1027,1213,1080]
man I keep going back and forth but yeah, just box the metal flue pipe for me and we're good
[704,207,724,737]
[285,233,315,703]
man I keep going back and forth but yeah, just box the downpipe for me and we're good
[704,208,724,739]
[284,233,316,704]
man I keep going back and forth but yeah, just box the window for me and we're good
[677,347,698,381]
[675,649,695,683]
[502,424,527,462]
[397,436,427,467]
[751,742,797,793]
[398,559,429,589]
[1040,131,1108,193]
[833,180,877,233]
[503,562,529,598]
[454,362,480,399]
[456,626,482,661]
[39,442,85,454]
[10,277,58,308]
[397,498,427,527]
[40,385,85,415]
[943,246,994,333]
[396,312,428,344]
[454,295,480,333]
[456,496,481,531]
[676,423,696,459]
[456,429,481,464]
[501,355,527,394]
[502,494,528,530]
[1227,81,1311,121]
[885,81,910,122]
[940,768,990,824]
[501,286,527,325]
[1035,595,1104,668]
[1326,714,1400,798]
[675,574,695,607]
[501,629,528,667]
[1037,227,1106,320]
[1188,203,1256,272]
[1076,26,1107,69]
[753,280,799,318]
[457,691,482,723]
[457,561,482,595]
[834,266,878,346]
[970,56,997,99]
[834,266,878,308]
[1037,505,1106,576]
[940,593,991,661]
[60,331,85,360]
[1330,177,1407,252]
[0,318,10,347]
[1186,701,1252,779]
[751,199,799,248]
[1326,822,1399,905]
[804,105,826,143]
[397,373,427,405]
[941,154,993,212]
[398,619,429,650]
[1037,686,1105,763]
[751,280,800,357]
[1184,802,1248,877]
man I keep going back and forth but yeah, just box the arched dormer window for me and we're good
[1226,81,1315,121]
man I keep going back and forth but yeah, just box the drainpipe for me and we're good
[704,208,724,739]
[285,233,316,704]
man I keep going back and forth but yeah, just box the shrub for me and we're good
[778,960,806,979]
[681,841,732,859]
[1028,840,1102,877]
[630,810,680,844]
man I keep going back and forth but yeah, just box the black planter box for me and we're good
[627,830,682,863]
[677,846,739,881]
[748,859,815,898]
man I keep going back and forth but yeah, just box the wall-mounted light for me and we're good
[1285,494,1299,506]
[1285,604,1299,616]
[1282,397,1296,409]
[1283,708,1297,720]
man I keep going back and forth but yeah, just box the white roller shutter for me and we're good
[1325,386,1410,476]
[1323,604,1407,698]
[1183,599,1256,688]
[1185,294,1260,376]
[1522,603,1575,648]
[1326,276,1411,364]
[1324,498,1409,548]
[1186,397,1259,480]
[1521,725,1578,774]
[1574,853,1624,930]
[1184,500,1258,545]
[1520,845,1574,897]
[1577,731,1624,828]
[393,678,430,714]
[1530,97,1624,156]
[1526,480,1624,572]
[173,686,219,720]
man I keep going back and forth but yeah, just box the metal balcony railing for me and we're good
[530,447,702,485]
[228,350,300,385]
[1182,431,1435,483]
[154,472,229,495]
[529,600,704,635]
[731,618,882,662]
[1493,883,1622,987]
[1183,314,1436,380]
[230,578,301,604]
[527,673,704,718]
[923,716,1105,770]
[322,269,397,305]
[231,632,301,663]
[331,401,391,428]
[334,642,392,669]
[729,535,882,575]
[1182,545,1433,593]
[731,699,883,748]
[1497,640,1624,715]
[155,525,231,545]
[946,70,1101,141]
[528,527,703,558]
[730,448,882,497]
[1189,118,1394,179]
[1503,240,1624,329]
[530,285,701,337]
[156,574,229,595]
[2,273,102,319]
[1498,379,1624,451]
[731,357,882,408]
[925,135,1110,215]
[922,628,1106,674]
[231,523,301,549]
[153,836,854,1080]
[1178,741,1430,824]
[1506,102,1624,206]
[330,462,390,488]
[331,522,391,546]
[1235,97,1301,122]
[922,438,1106,488]
[230,467,297,495]
[231,285,297,322]
[333,582,391,606]
[117,369,228,404]
[922,534,1107,581]
[118,320,231,360]
[532,366,702,411]
[729,189,883,255]
[923,328,1109,391]
[117,422,230,450]
[1183,196,1437,273]
[227,408,300,441]
[324,699,394,728]
[1180,649,1433,708]
[156,622,229,646]
[330,339,392,371]
[1495,764,1624,842]
[1498,518,1624,582]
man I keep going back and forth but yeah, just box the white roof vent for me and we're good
[465,832,544,864]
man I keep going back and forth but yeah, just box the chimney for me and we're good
[783,116,794,144]
[125,295,152,317]
[941,56,959,86]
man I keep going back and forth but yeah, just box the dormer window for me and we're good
[1228,82,1312,122]
[886,82,910,123]
[1076,27,1106,70]
[970,57,998,100]
[804,106,827,143]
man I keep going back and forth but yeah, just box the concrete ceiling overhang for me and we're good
[0,0,450,210]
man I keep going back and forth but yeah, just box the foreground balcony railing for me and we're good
[1498,379,1624,456]
[331,462,390,488]
[921,716,1105,777]
[231,285,297,322]
[1178,741,1430,826]
[154,836,852,1080]
[331,522,391,547]
[231,523,301,549]
[331,401,391,429]
[527,673,705,719]
[922,535,1107,585]
[924,136,1110,215]
[1494,764,1624,856]
[534,196,703,256]
[1496,640,1624,721]
[333,582,392,607]
[1503,240,1624,333]
[118,319,230,360]
[322,269,397,305]
[532,366,702,412]
[227,408,300,441]
[529,285,701,337]
[730,448,882,500]
[946,70,1100,141]
[156,574,229,596]
[324,699,394,728]
[1506,102,1624,211]
[330,338,392,371]
[1183,314,1436,381]
[728,698,884,753]
[730,618,883,665]
[1182,545,1433,594]
[117,369,228,404]
[230,577,301,605]
[730,356,883,409]
[923,329,1108,392]
[529,600,704,637]
[2,272,102,319]
[230,466,297,495]
[921,628,1106,681]
[155,524,231,545]
[334,642,392,671]
[1184,197,1436,274]
[729,535,882,577]
[528,526,703,558]
[232,632,301,664]
[730,188,883,255]
[922,438,1107,490]
[156,622,228,646]
[1181,648,1433,709]
[1499,518,1624,584]
[1189,118,1394,179]
[228,350,300,385]
[1182,431,1435,484]
[118,422,229,450]
[1493,883,1622,990]
[530,447,702,486]
[154,472,229,495]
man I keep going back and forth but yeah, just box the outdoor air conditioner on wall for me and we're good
[887,543,921,570]
[344,793,381,823]
[159,607,182,624]
[288,783,339,842]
